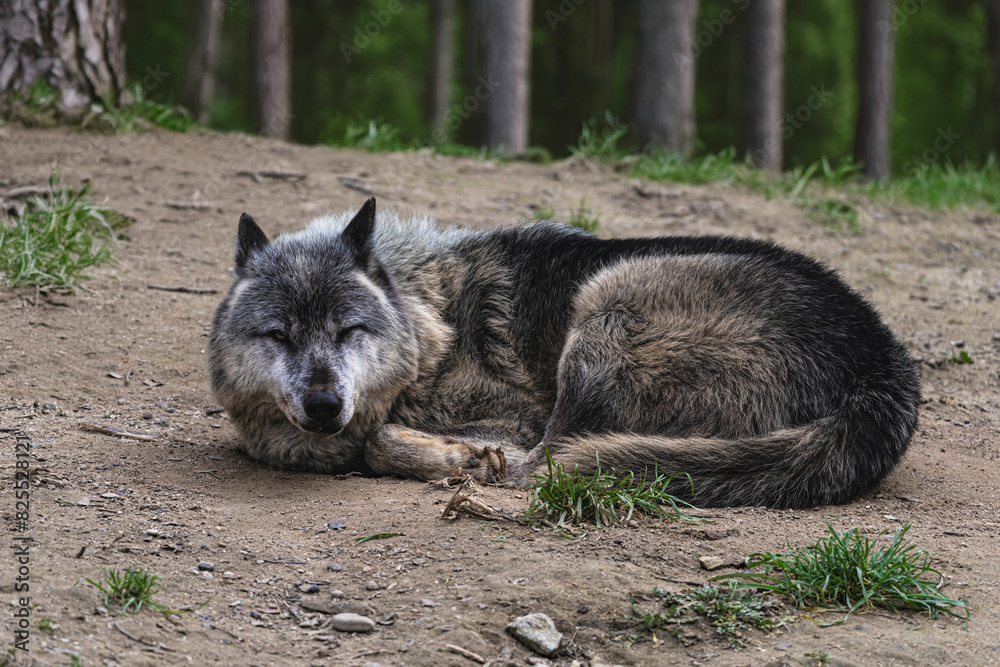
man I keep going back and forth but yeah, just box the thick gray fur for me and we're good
[208,199,920,508]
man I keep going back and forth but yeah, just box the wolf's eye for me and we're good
[337,324,367,344]
[266,330,288,343]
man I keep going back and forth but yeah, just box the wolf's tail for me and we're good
[547,386,919,509]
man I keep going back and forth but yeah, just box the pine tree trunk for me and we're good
[739,0,786,172]
[428,0,455,136]
[854,0,895,181]
[251,0,291,139]
[986,0,1000,157]
[483,0,532,156]
[634,0,699,156]
[184,0,222,124]
[0,0,126,119]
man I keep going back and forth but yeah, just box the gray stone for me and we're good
[326,562,343,572]
[505,613,562,657]
[331,612,375,633]
[197,561,215,571]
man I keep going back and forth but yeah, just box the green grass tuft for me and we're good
[571,110,630,160]
[86,567,171,615]
[713,522,970,625]
[524,447,699,528]
[568,198,600,232]
[805,199,862,234]
[632,583,790,648]
[531,207,556,222]
[0,177,130,288]
[341,119,409,152]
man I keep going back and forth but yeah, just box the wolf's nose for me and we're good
[303,390,343,425]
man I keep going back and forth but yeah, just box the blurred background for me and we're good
[2,1,998,181]
[119,0,996,177]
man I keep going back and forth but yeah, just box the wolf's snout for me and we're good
[303,390,343,433]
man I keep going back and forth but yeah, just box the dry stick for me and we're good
[446,644,486,664]
[147,285,219,294]
[113,622,173,651]
[80,422,160,442]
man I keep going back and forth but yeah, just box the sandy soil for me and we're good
[1,126,998,667]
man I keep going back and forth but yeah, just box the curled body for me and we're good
[207,198,920,508]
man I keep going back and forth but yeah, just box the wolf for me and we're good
[207,197,920,509]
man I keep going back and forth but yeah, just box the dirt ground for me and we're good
[0,126,998,667]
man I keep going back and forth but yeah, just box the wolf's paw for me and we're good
[367,424,506,482]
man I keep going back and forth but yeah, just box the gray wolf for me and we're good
[207,198,920,508]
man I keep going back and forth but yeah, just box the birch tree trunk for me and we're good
[739,0,786,172]
[0,0,126,120]
[854,0,895,181]
[483,0,532,155]
[634,0,699,156]
[184,0,222,124]
[251,0,291,139]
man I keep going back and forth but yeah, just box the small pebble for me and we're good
[197,561,215,572]
[117,398,126,405]
[42,402,57,411]
[331,589,345,598]
[364,580,380,591]
[330,612,375,633]
[298,583,320,594]
[77,498,90,506]
[141,411,153,420]
[327,563,343,572]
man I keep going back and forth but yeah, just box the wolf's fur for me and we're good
[208,198,920,509]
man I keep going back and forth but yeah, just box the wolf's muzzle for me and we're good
[302,390,344,434]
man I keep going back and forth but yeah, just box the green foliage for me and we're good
[69,656,84,667]
[524,447,698,528]
[805,199,861,234]
[951,350,973,365]
[86,567,170,615]
[571,111,630,160]
[869,158,1000,210]
[568,198,600,232]
[0,177,130,288]
[532,207,556,222]
[36,616,57,632]
[85,84,194,133]
[713,523,970,625]
[333,118,409,152]
[631,583,790,648]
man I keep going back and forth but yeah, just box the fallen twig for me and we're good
[446,643,486,664]
[147,285,219,294]
[113,622,173,651]
[80,421,160,442]
[237,169,307,183]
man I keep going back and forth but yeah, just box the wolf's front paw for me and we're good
[366,424,507,481]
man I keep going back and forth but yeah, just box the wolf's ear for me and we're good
[342,197,376,265]
[235,212,269,273]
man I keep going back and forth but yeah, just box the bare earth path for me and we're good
[1,127,998,666]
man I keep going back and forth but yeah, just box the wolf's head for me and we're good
[208,198,419,444]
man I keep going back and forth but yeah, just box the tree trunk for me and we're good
[251,0,291,139]
[634,0,699,156]
[854,0,895,181]
[483,0,532,155]
[428,0,455,137]
[0,0,126,119]
[184,0,222,124]
[739,0,786,172]
[987,0,1000,157]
